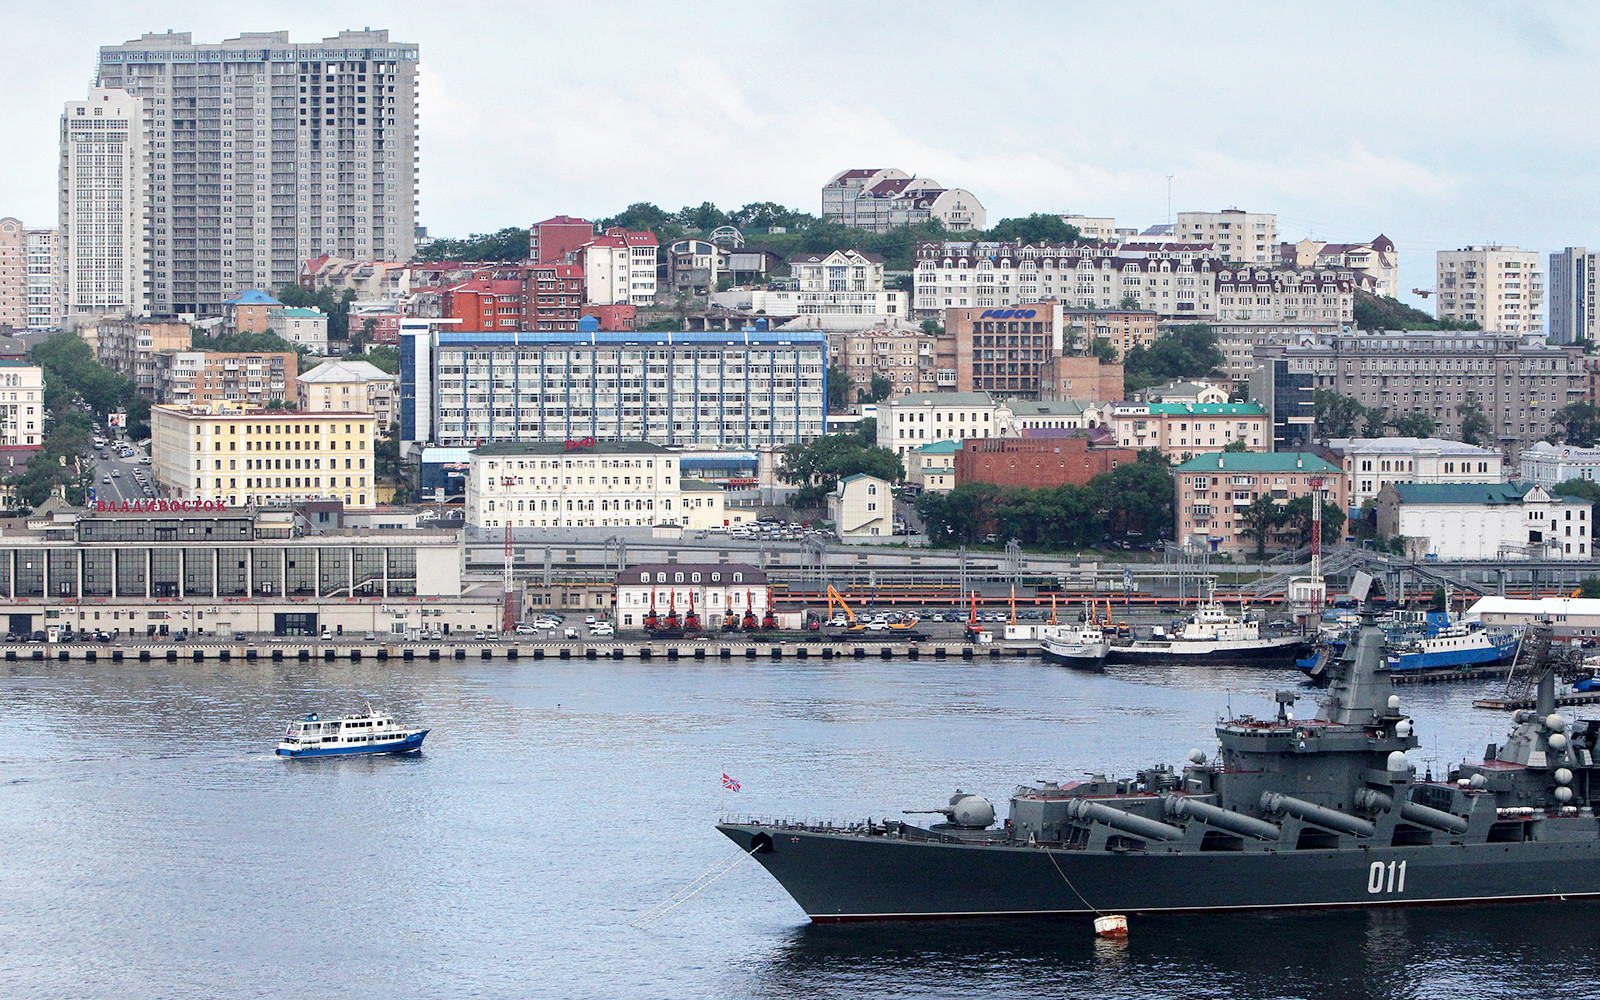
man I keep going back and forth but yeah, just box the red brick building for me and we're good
[954,436,1138,489]
[529,216,596,265]
[581,303,636,331]
[524,264,584,331]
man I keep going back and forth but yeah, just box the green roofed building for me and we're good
[1172,452,1346,555]
[1375,481,1593,562]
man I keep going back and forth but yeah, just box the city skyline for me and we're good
[5,3,1599,308]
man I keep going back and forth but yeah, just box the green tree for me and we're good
[1314,389,1370,438]
[777,432,904,508]
[675,202,729,232]
[1238,495,1287,561]
[1089,337,1118,363]
[920,318,944,338]
[984,215,1081,245]
[191,329,308,356]
[1554,401,1600,448]
[1579,577,1600,599]
[1552,478,1600,504]
[1223,439,1250,453]
[826,361,854,411]
[363,346,400,374]
[1088,460,1174,539]
[597,203,684,243]
[862,374,893,403]
[1458,391,1490,446]
[1283,494,1347,546]
[855,418,877,447]
[729,202,815,231]
[1352,289,1482,332]
[1361,405,1388,438]
[1121,324,1224,393]
[1389,410,1436,438]
[415,227,531,262]
[1119,293,1141,310]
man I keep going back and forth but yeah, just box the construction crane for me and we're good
[826,585,867,630]
[1411,288,1435,299]
[501,476,516,634]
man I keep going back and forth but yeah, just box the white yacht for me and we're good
[277,710,429,758]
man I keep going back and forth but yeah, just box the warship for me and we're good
[718,574,1600,921]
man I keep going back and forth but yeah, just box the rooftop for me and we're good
[618,562,767,585]
[1141,402,1266,416]
[679,479,722,492]
[471,441,673,457]
[1328,437,1502,457]
[914,439,961,454]
[892,391,995,407]
[1387,482,1582,506]
[1174,452,1341,474]
[226,289,282,306]
[274,307,325,318]
[298,360,394,383]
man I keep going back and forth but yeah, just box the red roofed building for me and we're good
[529,216,596,265]
[442,277,525,332]
[581,228,659,306]
[581,303,636,331]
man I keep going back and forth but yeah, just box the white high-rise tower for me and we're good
[58,87,150,325]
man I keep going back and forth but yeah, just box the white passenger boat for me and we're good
[276,710,429,758]
[1039,624,1111,671]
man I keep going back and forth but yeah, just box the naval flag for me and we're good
[721,773,741,792]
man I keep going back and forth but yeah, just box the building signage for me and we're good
[978,309,1038,319]
[564,437,597,451]
[94,500,230,513]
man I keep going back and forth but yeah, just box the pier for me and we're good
[0,638,1044,664]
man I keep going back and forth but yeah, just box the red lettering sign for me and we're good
[93,499,228,514]
[564,437,597,451]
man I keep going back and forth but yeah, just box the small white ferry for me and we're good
[276,710,429,758]
[1039,624,1111,671]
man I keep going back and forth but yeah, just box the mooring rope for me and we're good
[631,843,763,929]
[1045,847,1103,916]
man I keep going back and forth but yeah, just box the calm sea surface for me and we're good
[2,655,1597,999]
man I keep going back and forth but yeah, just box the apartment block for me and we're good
[150,403,377,508]
[1436,246,1544,333]
[943,301,1063,397]
[0,360,45,447]
[0,219,28,330]
[1174,209,1277,263]
[1065,308,1159,358]
[913,240,1223,319]
[224,289,281,333]
[1058,215,1118,241]
[581,229,658,306]
[25,228,57,329]
[1174,451,1345,555]
[93,30,418,317]
[152,350,297,405]
[400,328,827,453]
[97,318,192,397]
[822,168,985,232]
[267,307,328,353]
[1107,402,1269,461]
[297,358,396,427]
[1548,247,1598,345]
[827,322,939,399]
[877,391,1005,455]
[529,216,595,265]
[1256,331,1584,461]
[1279,235,1399,298]
[58,88,148,324]
[298,255,412,299]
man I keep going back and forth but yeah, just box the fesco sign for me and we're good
[979,309,1038,319]
[94,499,229,513]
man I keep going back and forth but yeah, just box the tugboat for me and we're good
[277,710,428,758]
[1106,579,1306,666]
[718,572,1600,922]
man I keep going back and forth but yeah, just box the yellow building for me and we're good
[150,403,377,509]
[679,479,749,530]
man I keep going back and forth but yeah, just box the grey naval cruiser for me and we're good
[718,575,1600,922]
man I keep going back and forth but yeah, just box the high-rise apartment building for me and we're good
[0,219,28,330]
[1436,246,1543,333]
[59,88,149,324]
[92,30,418,318]
[1175,209,1277,263]
[25,228,58,329]
[1548,247,1596,345]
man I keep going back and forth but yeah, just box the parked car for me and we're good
[320,629,332,640]
[590,623,616,637]
[514,623,537,635]
[826,615,850,627]
[473,631,486,640]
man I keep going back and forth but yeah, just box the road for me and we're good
[88,441,154,506]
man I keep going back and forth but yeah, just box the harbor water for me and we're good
[3,655,1599,999]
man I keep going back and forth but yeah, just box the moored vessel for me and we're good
[1039,623,1110,672]
[719,574,1600,923]
[276,710,429,758]
[1106,581,1305,666]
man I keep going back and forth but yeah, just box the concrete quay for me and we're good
[1,638,1041,664]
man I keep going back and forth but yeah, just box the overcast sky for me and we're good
[7,2,1596,307]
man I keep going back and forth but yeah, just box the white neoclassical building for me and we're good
[466,441,678,530]
[1375,482,1591,561]
[613,563,770,629]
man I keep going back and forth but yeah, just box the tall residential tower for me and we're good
[92,30,418,318]
[59,88,149,325]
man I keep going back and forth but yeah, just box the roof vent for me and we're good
[1296,457,1303,468]
[1218,456,1225,469]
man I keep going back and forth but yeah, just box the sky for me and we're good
[7,1,1599,309]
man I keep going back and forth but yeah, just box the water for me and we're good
[0,656,1592,999]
